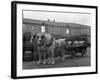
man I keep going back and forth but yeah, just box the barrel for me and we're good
[23,41,33,61]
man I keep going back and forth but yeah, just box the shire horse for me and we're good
[30,32,66,65]
[36,32,56,64]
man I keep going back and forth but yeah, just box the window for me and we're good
[32,26,34,30]
[41,26,45,32]
[66,28,69,34]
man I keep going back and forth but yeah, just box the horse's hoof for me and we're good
[51,61,55,65]
[43,61,46,64]
[62,59,65,62]
[48,61,51,64]
[37,61,42,64]
[51,62,55,65]
[61,57,65,62]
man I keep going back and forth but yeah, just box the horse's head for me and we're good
[30,31,37,43]
[36,32,46,47]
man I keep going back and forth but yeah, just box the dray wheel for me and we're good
[81,49,86,57]
[71,51,76,59]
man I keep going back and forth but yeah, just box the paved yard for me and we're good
[23,47,91,69]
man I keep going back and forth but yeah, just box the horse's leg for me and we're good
[61,48,65,62]
[38,48,42,64]
[51,49,55,65]
[43,51,46,64]
[47,50,52,64]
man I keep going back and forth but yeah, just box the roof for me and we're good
[23,19,90,29]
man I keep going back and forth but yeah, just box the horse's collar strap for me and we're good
[45,38,53,47]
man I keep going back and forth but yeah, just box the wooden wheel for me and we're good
[81,49,86,57]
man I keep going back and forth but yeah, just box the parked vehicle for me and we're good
[23,32,89,61]
[65,35,88,58]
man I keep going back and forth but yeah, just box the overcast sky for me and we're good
[23,10,91,26]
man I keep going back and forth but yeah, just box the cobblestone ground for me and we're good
[23,47,90,69]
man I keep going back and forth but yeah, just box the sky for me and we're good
[23,10,91,26]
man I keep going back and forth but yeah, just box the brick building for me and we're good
[23,19,90,38]
[23,19,91,61]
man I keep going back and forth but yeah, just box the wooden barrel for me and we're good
[23,41,33,61]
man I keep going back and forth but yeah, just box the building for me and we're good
[23,19,91,61]
[23,19,90,38]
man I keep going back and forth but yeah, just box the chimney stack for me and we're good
[48,19,50,22]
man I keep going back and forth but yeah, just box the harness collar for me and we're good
[45,37,53,47]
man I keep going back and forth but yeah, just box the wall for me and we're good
[23,22,90,37]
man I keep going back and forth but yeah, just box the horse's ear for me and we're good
[35,31,37,34]
[65,39,67,42]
